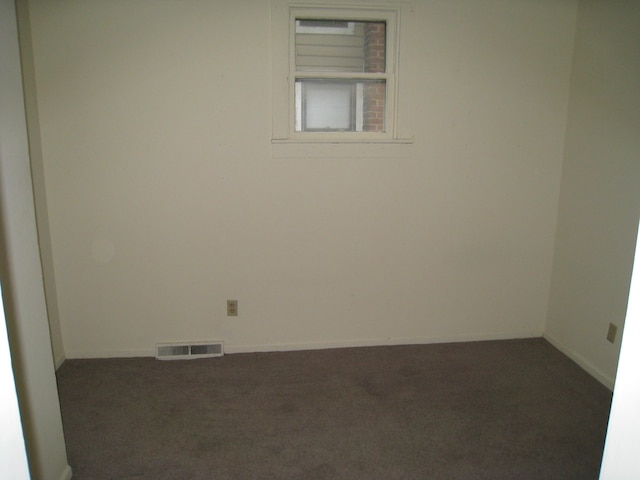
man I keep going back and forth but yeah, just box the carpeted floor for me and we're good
[56,338,612,479]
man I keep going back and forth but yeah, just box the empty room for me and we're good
[1,0,640,479]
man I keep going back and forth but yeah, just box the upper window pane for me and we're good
[295,20,386,73]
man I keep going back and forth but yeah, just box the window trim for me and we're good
[295,19,356,35]
[271,3,401,143]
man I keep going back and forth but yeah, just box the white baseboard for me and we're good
[543,332,615,391]
[64,332,542,360]
[223,331,542,354]
[65,349,154,360]
[58,465,72,480]
[54,352,66,370]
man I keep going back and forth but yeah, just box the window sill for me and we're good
[272,137,414,145]
[271,137,414,158]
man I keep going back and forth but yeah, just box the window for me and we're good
[271,4,400,142]
[294,18,387,133]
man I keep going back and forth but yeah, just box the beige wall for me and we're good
[26,0,577,358]
[0,7,32,477]
[16,0,66,370]
[0,0,71,477]
[545,1,640,390]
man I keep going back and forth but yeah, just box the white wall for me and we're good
[26,0,577,358]
[0,0,71,478]
[545,0,640,390]
[0,286,30,480]
[600,218,640,478]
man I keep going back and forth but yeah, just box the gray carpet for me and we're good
[56,338,612,479]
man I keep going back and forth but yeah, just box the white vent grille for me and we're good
[156,342,224,360]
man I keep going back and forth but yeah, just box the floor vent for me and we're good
[156,342,223,360]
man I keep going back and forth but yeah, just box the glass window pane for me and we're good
[295,79,386,132]
[299,80,354,131]
[295,20,386,73]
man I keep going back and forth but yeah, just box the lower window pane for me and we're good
[295,79,385,132]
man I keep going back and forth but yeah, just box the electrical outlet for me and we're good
[227,300,238,317]
[606,323,618,344]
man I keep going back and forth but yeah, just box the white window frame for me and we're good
[295,19,356,35]
[271,3,401,143]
